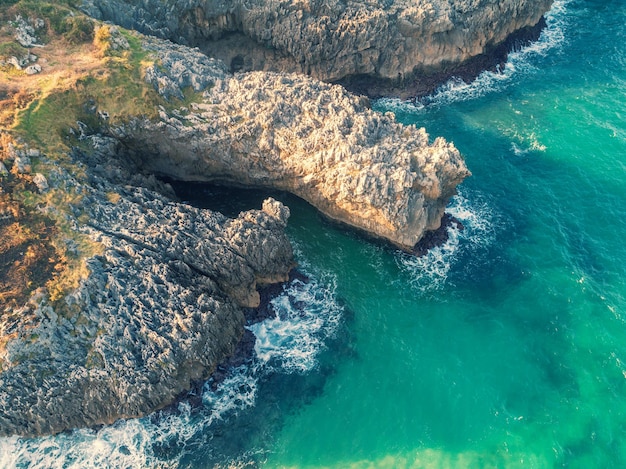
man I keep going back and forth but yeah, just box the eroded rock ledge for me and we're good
[82,0,554,97]
[8,0,563,435]
[0,11,471,437]
[112,36,470,252]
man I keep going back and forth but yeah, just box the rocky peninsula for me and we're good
[0,0,552,436]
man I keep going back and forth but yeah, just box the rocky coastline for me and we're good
[0,0,553,437]
[0,134,295,437]
[112,34,470,252]
[81,0,554,98]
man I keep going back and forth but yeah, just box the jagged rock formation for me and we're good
[110,36,469,251]
[81,0,554,97]
[0,136,294,437]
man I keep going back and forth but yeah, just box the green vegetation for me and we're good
[13,25,162,152]
[8,1,90,43]
[0,1,151,307]
[0,40,26,60]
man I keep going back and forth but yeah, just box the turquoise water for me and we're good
[3,0,626,467]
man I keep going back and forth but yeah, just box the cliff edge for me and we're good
[115,36,469,251]
[82,0,554,97]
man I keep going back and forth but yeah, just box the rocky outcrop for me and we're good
[0,138,294,437]
[110,36,469,251]
[0,0,478,436]
[81,0,554,97]
[0,5,471,437]
[128,77,467,250]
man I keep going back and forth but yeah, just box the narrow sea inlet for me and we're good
[3,0,626,466]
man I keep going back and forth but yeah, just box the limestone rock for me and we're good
[6,53,37,71]
[12,155,31,174]
[263,197,290,226]
[114,38,469,250]
[143,36,228,100]
[11,15,43,48]
[0,155,294,437]
[24,64,41,75]
[107,26,130,50]
[32,173,49,192]
[82,0,554,96]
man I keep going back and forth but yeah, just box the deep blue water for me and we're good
[3,0,626,467]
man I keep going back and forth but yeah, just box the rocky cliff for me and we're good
[81,0,554,97]
[114,36,469,251]
[0,135,294,437]
[2,0,542,436]
[0,6,469,436]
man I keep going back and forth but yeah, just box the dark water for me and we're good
[3,0,626,467]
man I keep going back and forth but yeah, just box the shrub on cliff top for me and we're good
[93,24,110,56]
[0,40,27,60]
[61,15,94,44]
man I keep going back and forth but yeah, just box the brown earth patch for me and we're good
[0,173,63,311]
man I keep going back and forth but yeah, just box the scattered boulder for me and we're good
[12,155,31,174]
[11,15,43,48]
[32,173,49,192]
[24,64,41,75]
[108,26,130,50]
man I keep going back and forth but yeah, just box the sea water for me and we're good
[3,0,626,466]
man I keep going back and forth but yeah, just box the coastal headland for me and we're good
[0,0,551,436]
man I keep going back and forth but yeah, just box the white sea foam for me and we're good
[398,189,494,292]
[0,419,171,469]
[377,0,571,112]
[0,262,343,468]
[249,268,342,373]
[200,365,260,423]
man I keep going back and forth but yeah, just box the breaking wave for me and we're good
[397,189,495,293]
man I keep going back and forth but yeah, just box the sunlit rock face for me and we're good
[115,37,469,251]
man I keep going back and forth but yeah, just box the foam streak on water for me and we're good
[249,275,342,373]
[0,262,343,469]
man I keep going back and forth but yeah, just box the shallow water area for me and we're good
[3,0,626,466]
